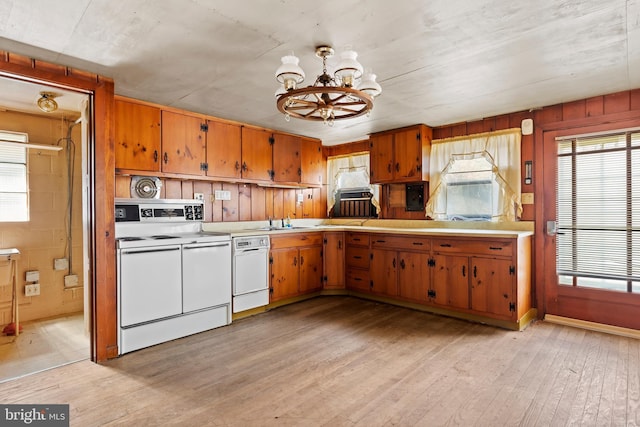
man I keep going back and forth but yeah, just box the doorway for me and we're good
[541,119,640,329]
[0,77,91,381]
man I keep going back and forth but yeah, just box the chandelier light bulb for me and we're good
[359,70,382,97]
[275,52,305,85]
[334,48,363,86]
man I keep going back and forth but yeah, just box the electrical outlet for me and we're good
[64,275,79,288]
[214,190,231,201]
[25,270,39,282]
[194,193,204,201]
[25,283,40,297]
[54,258,68,271]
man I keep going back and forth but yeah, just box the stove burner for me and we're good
[150,235,178,240]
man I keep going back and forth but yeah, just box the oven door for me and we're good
[119,244,183,327]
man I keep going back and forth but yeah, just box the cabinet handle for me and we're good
[153,150,158,163]
[353,238,361,242]
[462,265,466,277]
[235,161,240,170]
[300,255,304,266]
[354,277,362,282]
[387,163,392,173]
[376,240,386,243]
[392,258,396,268]
[353,255,362,259]
[440,243,452,248]
[338,240,342,250]
[242,161,248,171]
[298,167,302,176]
[473,265,477,278]
[400,259,405,269]
[163,152,168,164]
[489,246,503,251]
[293,257,297,266]
[412,242,423,246]
[395,163,400,172]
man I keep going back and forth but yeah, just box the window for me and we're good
[443,155,498,221]
[0,131,29,222]
[426,129,522,221]
[326,153,380,216]
[556,130,640,292]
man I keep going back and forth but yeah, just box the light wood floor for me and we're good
[0,296,637,426]
[0,313,88,383]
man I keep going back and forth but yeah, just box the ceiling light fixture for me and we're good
[36,92,59,113]
[275,46,382,127]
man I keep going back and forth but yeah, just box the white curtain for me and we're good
[425,128,522,221]
[326,153,380,216]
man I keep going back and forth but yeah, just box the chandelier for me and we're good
[275,46,382,126]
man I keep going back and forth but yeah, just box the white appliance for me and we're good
[115,198,231,355]
[232,235,270,313]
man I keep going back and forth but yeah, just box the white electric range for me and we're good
[115,198,232,355]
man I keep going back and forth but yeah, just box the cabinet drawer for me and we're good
[346,268,370,291]
[346,232,370,247]
[432,239,513,256]
[270,233,323,249]
[346,247,370,268]
[371,234,431,251]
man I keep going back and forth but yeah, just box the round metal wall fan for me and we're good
[130,176,162,199]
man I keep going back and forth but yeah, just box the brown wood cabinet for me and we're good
[273,132,301,183]
[114,99,161,172]
[369,124,432,184]
[205,119,242,179]
[269,233,323,302]
[241,127,274,182]
[300,137,323,186]
[323,232,345,289]
[161,110,207,175]
[339,231,532,329]
[345,232,371,292]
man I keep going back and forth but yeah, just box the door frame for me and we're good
[0,52,117,360]
[535,112,640,329]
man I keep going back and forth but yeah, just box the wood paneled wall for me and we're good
[115,176,328,221]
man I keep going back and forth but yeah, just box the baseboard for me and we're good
[544,314,640,339]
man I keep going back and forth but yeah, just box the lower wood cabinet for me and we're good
[323,232,345,289]
[341,231,532,328]
[269,233,323,302]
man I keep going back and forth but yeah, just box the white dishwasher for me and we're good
[232,235,270,313]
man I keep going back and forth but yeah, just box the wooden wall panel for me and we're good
[585,96,604,117]
[265,188,275,220]
[222,183,239,221]
[562,100,586,121]
[238,184,252,221]
[283,189,296,219]
[273,189,284,219]
[251,186,267,220]
[603,91,630,115]
[164,179,182,199]
[211,182,223,222]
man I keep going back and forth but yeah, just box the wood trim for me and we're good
[0,50,116,361]
[544,314,640,339]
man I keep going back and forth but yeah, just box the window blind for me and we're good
[0,131,28,222]
[556,131,640,292]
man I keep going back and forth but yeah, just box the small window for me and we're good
[0,131,29,222]
[442,156,498,221]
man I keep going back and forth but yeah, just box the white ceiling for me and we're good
[0,0,638,145]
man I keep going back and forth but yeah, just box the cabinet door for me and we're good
[398,251,430,303]
[241,127,274,182]
[471,257,513,318]
[299,246,323,293]
[393,128,422,181]
[206,120,241,179]
[369,133,394,183]
[161,111,206,175]
[323,232,345,289]
[432,254,469,309]
[300,137,323,185]
[273,132,301,183]
[270,248,300,302]
[370,248,398,296]
[114,99,161,172]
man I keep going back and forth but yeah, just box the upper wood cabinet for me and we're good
[272,132,301,183]
[114,99,161,172]
[241,127,274,182]
[160,111,207,175]
[369,124,432,184]
[300,137,323,186]
[205,120,242,179]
